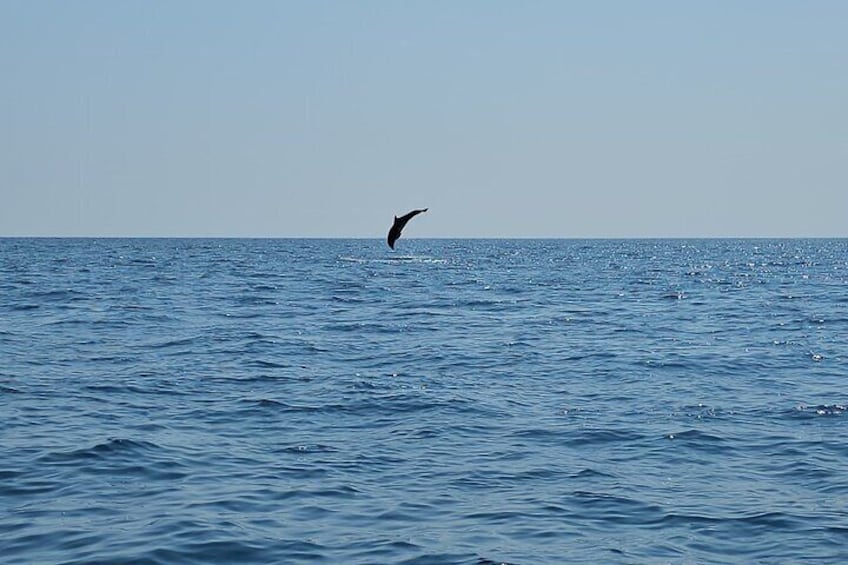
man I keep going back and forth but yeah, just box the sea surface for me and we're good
[2,238,847,564]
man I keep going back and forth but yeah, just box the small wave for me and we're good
[662,290,687,300]
[338,255,368,263]
[26,288,86,301]
[247,283,278,292]
[0,469,23,481]
[331,294,367,303]
[464,510,526,524]
[41,438,163,463]
[142,539,323,565]
[344,540,425,563]
[9,303,40,311]
[666,430,732,453]
[83,383,164,395]
[38,438,192,482]
[792,403,847,417]
[565,428,647,446]
[570,490,665,524]
[245,398,287,408]
[222,372,306,384]
[662,510,805,532]
[672,404,723,420]
[399,553,489,565]
[143,335,204,350]
[323,321,392,333]
[476,558,519,565]
[235,399,334,414]
[246,359,290,369]
[572,467,617,479]
[278,444,339,454]
[233,296,279,307]
[340,254,447,264]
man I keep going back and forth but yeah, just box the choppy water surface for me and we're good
[2,238,847,564]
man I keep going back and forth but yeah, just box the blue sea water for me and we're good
[1,238,847,564]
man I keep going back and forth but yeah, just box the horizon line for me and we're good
[1,235,846,240]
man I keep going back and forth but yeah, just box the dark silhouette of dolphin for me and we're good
[387,208,428,249]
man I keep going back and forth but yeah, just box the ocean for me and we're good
[2,238,847,564]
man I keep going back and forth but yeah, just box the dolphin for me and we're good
[387,208,428,249]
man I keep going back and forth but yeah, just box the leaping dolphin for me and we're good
[387,208,428,249]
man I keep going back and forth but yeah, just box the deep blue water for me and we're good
[2,238,848,564]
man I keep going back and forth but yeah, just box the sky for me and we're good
[1,1,846,238]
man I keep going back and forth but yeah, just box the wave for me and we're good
[787,404,847,418]
[339,254,448,264]
[40,438,164,463]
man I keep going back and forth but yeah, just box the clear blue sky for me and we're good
[2,1,846,237]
